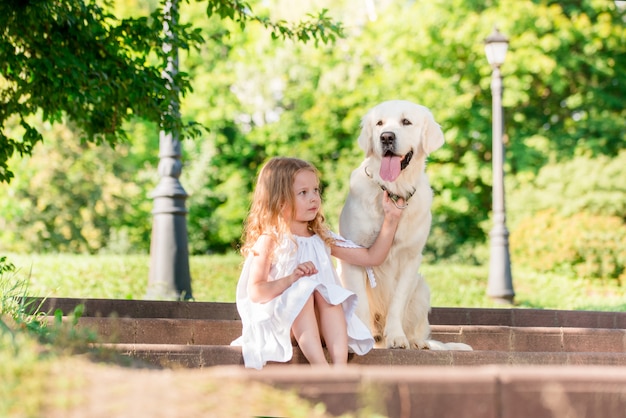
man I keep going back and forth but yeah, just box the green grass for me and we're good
[6,252,242,302]
[5,253,626,311]
[1,261,51,417]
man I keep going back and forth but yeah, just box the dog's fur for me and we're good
[338,100,462,350]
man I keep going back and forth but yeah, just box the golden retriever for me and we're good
[338,100,470,351]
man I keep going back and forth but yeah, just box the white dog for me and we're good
[338,100,470,351]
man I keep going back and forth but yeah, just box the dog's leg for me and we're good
[383,271,416,349]
[405,275,431,349]
[365,283,387,347]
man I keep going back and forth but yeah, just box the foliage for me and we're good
[205,0,343,45]
[0,122,155,253]
[511,209,626,284]
[0,256,50,417]
[507,150,626,226]
[508,152,626,284]
[0,321,48,417]
[504,0,626,168]
[0,0,343,183]
[0,0,181,182]
[0,0,624,278]
[177,0,625,264]
[1,256,99,348]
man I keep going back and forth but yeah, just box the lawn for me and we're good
[6,252,625,311]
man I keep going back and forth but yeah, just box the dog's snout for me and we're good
[380,132,395,146]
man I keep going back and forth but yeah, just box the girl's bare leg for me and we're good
[292,295,328,366]
[314,291,348,366]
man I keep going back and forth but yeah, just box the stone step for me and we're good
[72,317,626,353]
[25,296,626,417]
[34,297,626,370]
[27,296,626,328]
[105,343,626,368]
[206,364,626,418]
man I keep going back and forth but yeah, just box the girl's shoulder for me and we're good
[250,234,277,256]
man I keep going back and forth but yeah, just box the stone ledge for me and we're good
[206,364,626,418]
[105,344,626,368]
[27,297,626,328]
[73,317,626,353]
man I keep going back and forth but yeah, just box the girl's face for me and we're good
[289,169,321,226]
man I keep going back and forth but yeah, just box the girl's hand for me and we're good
[292,261,318,281]
[382,191,405,221]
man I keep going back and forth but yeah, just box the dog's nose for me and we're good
[380,131,395,147]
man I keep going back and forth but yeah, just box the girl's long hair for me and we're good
[240,157,334,258]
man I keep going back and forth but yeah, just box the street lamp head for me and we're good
[484,27,509,68]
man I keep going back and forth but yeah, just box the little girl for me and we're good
[231,157,404,369]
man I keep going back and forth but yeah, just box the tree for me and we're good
[177,0,625,261]
[0,0,343,183]
[2,0,624,270]
[0,122,154,253]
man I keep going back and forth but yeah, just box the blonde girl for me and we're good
[231,157,404,369]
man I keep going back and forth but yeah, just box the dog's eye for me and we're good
[401,118,412,126]
[376,120,383,126]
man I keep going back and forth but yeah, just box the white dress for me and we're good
[231,233,375,369]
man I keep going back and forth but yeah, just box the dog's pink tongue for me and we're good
[380,155,402,182]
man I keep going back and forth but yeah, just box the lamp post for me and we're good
[145,0,193,300]
[484,27,514,304]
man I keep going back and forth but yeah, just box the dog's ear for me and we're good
[357,111,374,156]
[421,111,445,155]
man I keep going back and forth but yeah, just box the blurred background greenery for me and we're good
[1,0,624,294]
[5,253,625,310]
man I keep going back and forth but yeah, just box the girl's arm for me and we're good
[247,235,318,303]
[331,191,404,267]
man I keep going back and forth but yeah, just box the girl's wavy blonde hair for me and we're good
[240,157,334,258]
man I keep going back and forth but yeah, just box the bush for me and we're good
[510,209,626,284]
[508,152,626,227]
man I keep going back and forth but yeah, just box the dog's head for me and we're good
[357,100,444,183]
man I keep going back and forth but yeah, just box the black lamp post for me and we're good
[146,0,193,300]
[484,27,514,304]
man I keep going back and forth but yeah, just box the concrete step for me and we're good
[25,296,239,320]
[206,364,626,418]
[72,317,626,353]
[105,343,626,369]
[30,296,626,416]
[33,296,626,370]
[24,296,626,417]
[26,296,626,328]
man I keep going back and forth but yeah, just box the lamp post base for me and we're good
[146,210,193,301]
[487,226,515,304]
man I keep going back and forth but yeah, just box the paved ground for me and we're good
[42,357,334,418]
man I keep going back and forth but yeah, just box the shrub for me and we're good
[510,209,626,284]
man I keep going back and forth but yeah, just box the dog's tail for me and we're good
[426,340,473,351]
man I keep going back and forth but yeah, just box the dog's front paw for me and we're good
[410,339,430,350]
[386,335,410,349]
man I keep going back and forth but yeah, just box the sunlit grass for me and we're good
[7,252,242,301]
[6,253,625,311]
[423,263,625,311]
[1,261,51,417]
